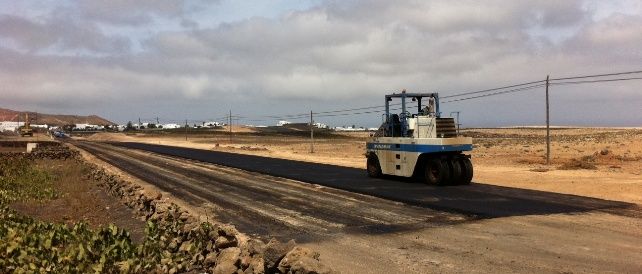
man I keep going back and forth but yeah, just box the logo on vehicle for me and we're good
[373,144,391,150]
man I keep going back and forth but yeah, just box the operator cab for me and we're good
[375,90,457,139]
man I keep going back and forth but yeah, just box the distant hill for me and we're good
[0,108,115,126]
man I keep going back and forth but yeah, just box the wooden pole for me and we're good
[310,110,314,153]
[185,119,188,141]
[546,75,551,165]
[229,110,232,144]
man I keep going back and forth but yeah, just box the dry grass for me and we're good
[558,155,598,170]
[529,167,550,172]
[515,158,545,165]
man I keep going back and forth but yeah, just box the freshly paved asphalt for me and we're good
[113,142,635,218]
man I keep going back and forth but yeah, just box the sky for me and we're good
[0,0,641,127]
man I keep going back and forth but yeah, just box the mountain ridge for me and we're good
[0,107,115,126]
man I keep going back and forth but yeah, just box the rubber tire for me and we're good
[458,158,473,185]
[424,158,451,185]
[448,159,463,185]
[367,156,382,178]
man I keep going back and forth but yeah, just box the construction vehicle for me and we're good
[365,91,473,185]
[19,113,33,137]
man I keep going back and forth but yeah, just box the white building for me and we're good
[74,124,102,130]
[0,121,25,132]
[334,126,367,132]
[277,120,291,126]
[163,123,182,129]
[314,122,328,129]
[203,121,221,128]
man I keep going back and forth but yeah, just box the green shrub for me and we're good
[0,157,216,273]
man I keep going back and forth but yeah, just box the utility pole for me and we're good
[229,110,232,144]
[138,117,141,130]
[185,119,188,141]
[310,110,314,153]
[34,112,39,141]
[545,75,551,165]
[156,117,159,125]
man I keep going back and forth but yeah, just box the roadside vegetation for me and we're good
[0,157,218,273]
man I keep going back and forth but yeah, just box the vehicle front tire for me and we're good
[367,156,382,178]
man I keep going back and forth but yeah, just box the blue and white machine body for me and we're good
[366,91,474,185]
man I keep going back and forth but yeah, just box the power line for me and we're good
[442,83,546,103]
[550,76,642,86]
[314,103,403,114]
[442,79,546,99]
[258,102,405,120]
[232,78,547,120]
[550,70,642,81]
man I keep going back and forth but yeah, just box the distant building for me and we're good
[277,120,291,126]
[74,124,102,130]
[313,122,328,129]
[334,126,367,132]
[203,121,221,128]
[163,123,182,129]
[0,121,25,132]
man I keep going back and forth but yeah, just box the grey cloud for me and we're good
[563,14,642,60]
[0,0,641,126]
[180,18,199,29]
[0,15,57,50]
[0,14,130,53]
[74,0,181,25]
[70,0,215,26]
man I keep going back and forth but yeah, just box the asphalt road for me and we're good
[74,141,467,241]
[113,142,636,218]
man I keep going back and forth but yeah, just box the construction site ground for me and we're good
[83,127,642,204]
[65,127,642,273]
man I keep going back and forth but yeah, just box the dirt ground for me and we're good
[84,127,642,205]
[72,132,642,273]
[9,158,146,241]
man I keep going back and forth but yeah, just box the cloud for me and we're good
[70,0,199,26]
[0,14,130,53]
[0,0,641,126]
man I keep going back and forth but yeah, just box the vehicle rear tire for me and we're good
[458,158,473,185]
[367,156,382,178]
[424,158,451,185]
[448,159,463,185]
